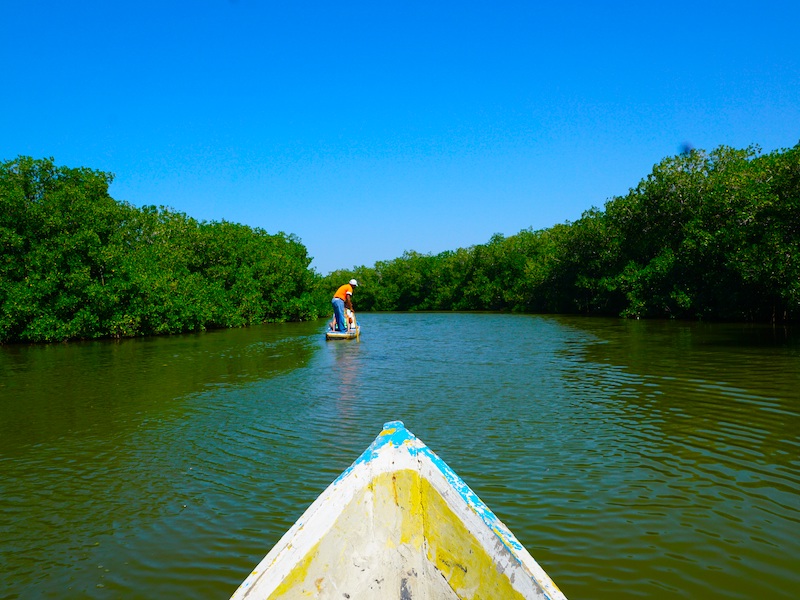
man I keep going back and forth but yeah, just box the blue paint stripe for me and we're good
[335,421,525,554]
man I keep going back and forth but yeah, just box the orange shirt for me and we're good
[334,284,353,301]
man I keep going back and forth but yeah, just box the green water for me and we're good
[1,313,798,599]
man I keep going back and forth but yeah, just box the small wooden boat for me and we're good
[325,326,360,340]
[229,421,567,600]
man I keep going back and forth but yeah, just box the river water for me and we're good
[1,313,798,599]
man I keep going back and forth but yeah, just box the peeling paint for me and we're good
[229,421,567,600]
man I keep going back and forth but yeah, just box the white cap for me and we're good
[349,279,359,286]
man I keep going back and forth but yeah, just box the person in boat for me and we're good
[328,308,356,332]
[345,308,357,330]
[331,279,358,333]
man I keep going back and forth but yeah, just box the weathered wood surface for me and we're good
[230,421,567,600]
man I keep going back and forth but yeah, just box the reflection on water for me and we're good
[0,323,318,455]
[0,314,798,599]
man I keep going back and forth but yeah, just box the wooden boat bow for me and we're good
[230,421,567,599]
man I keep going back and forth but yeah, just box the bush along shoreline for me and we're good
[3,144,798,343]
[341,144,799,323]
[0,157,327,343]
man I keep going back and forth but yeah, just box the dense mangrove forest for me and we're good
[0,157,322,343]
[337,144,800,322]
[2,144,798,343]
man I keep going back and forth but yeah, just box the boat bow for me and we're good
[230,421,567,599]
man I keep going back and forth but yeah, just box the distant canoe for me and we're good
[229,421,567,600]
[325,326,360,340]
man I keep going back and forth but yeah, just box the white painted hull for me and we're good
[325,326,360,340]
[230,421,567,599]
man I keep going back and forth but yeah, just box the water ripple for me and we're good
[1,314,798,599]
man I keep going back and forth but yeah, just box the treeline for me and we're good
[0,157,325,343]
[4,144,797,343]
[336,144,799,322]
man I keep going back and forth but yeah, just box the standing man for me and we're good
[332,279,358,332]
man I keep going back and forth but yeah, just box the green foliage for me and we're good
[0,157,323,343]
[346,143,799,323]
[4,142,797,344]
[599,144,800,320]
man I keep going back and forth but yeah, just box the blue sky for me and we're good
[3,1,798,275]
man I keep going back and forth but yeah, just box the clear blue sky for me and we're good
[3,1,798,275]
